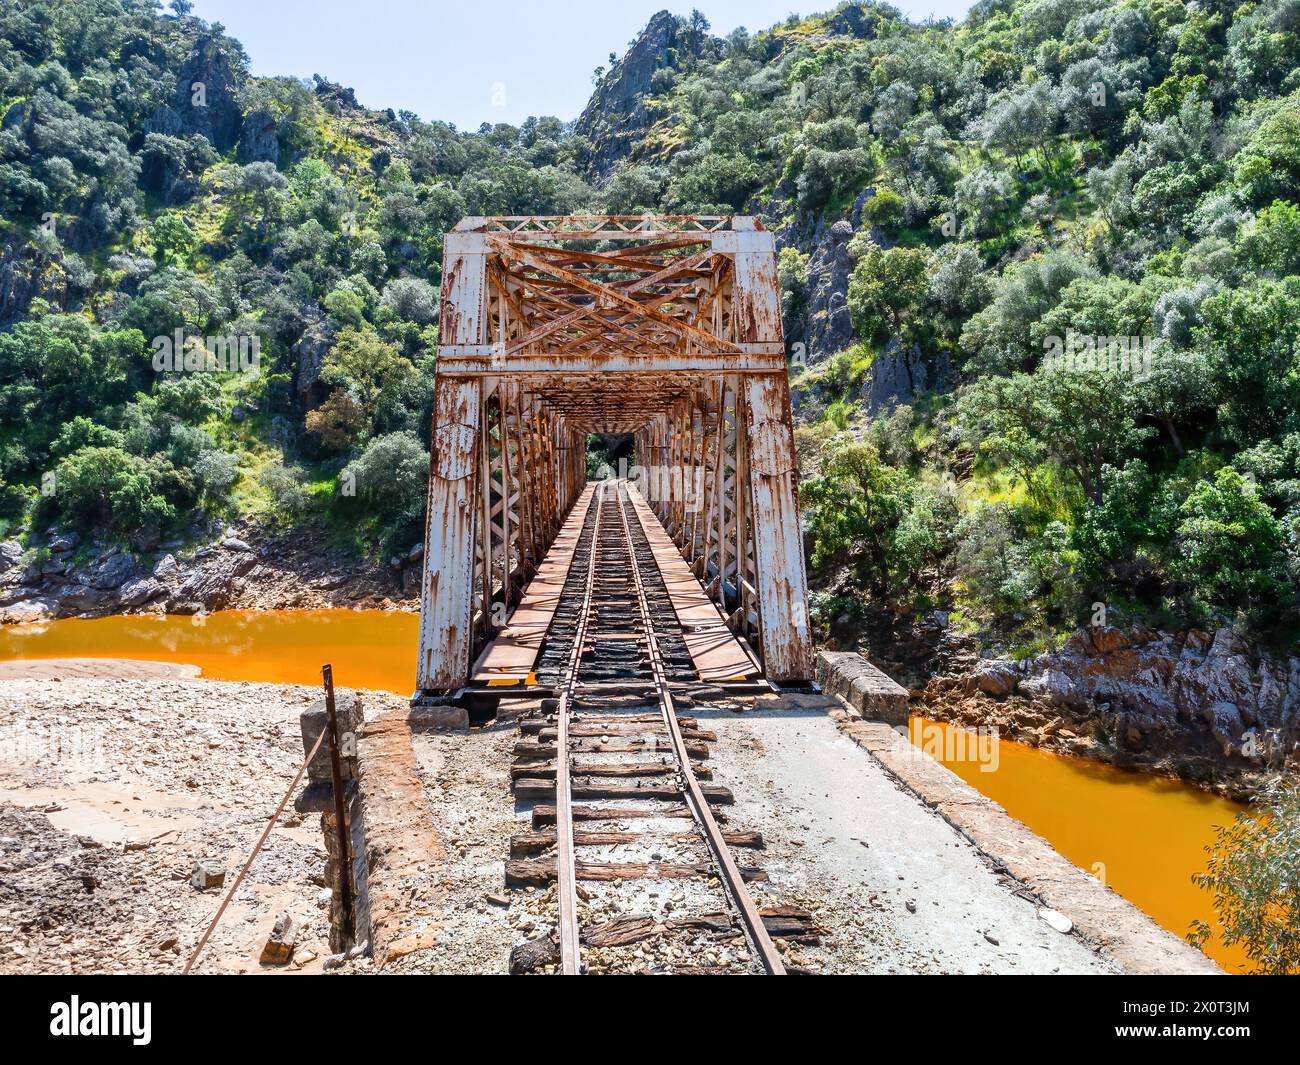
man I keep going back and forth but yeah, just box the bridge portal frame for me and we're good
[415,216,813,695]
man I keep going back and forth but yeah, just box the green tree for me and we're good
[1196,278,1300,445]
[54,446,175,533]
[1190,783,1300,974]
[319,328,416,435]
[150,211,199,267]
[800,439,946,597]
[1173,467,1288,611]
[847,242,929,346]
[1244,199,1300,277]
[961,369,1155,509]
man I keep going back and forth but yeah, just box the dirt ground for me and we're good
[0,660,408,975]
[375,709,526,974]
[700,701,1118,974]
[0,663,1116,975]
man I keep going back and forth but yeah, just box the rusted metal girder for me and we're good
[415,216,813,699]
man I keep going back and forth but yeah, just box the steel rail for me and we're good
[612,481,787,975]
[553,483,607,974]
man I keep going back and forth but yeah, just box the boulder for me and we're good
[968,659,1019,697]
[863,337,940,416]
[1081,625,1130,654]
[130,527,162,552]
[176,551,256,609]
[0,540,23,571]
[153,553,180,580]
[56,584,111,613]
[86,551,137,590]
[0,597,55,623]
[1020,668,1085,710]
[190,860,225,891]
[259,912,297,965]
[48,532,79,554]
[118,577,164,608]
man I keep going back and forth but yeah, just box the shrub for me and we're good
[53,446,175,533]
[258,460,310,520]
[379,277,439,325]
[340,431,429,521]
[1190,782,1300,974]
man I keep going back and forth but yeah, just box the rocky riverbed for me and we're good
[916,625,1300,800]
[0,520,420,623]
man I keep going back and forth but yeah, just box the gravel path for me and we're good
[702,701,1119,974]
[380,707,527,974]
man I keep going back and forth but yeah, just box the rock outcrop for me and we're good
[172,34,243,152]
[0,240,55,328]
[576,11,685,181]
[237,109,281,165]
[0,522,417,624]
[861,337,950,415]
[782,189,878,366]
[919,625,1300,797]
[293,308,334,405]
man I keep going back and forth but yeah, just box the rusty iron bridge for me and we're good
[414,215,813,700]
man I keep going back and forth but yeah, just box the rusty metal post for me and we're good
[742,373,813,681]
[416,221,489,696]
[416,376,482,693]
[321,663,355,946]
[729,219,814,682]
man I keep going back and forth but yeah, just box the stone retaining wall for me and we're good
[815,650,910,724]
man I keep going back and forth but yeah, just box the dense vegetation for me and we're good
[0,0,1297,647]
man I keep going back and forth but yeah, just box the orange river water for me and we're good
[0,608,1252,973]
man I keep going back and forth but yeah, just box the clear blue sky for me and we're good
[188,1,975,130]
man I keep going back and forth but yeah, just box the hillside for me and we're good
[1,0,1298,660]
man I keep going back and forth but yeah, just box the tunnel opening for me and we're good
[586,433,634,479]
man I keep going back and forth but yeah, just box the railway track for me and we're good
[507,481,813,975]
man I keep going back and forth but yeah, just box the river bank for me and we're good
[0,520,420,624]
[915,625,1300,802]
